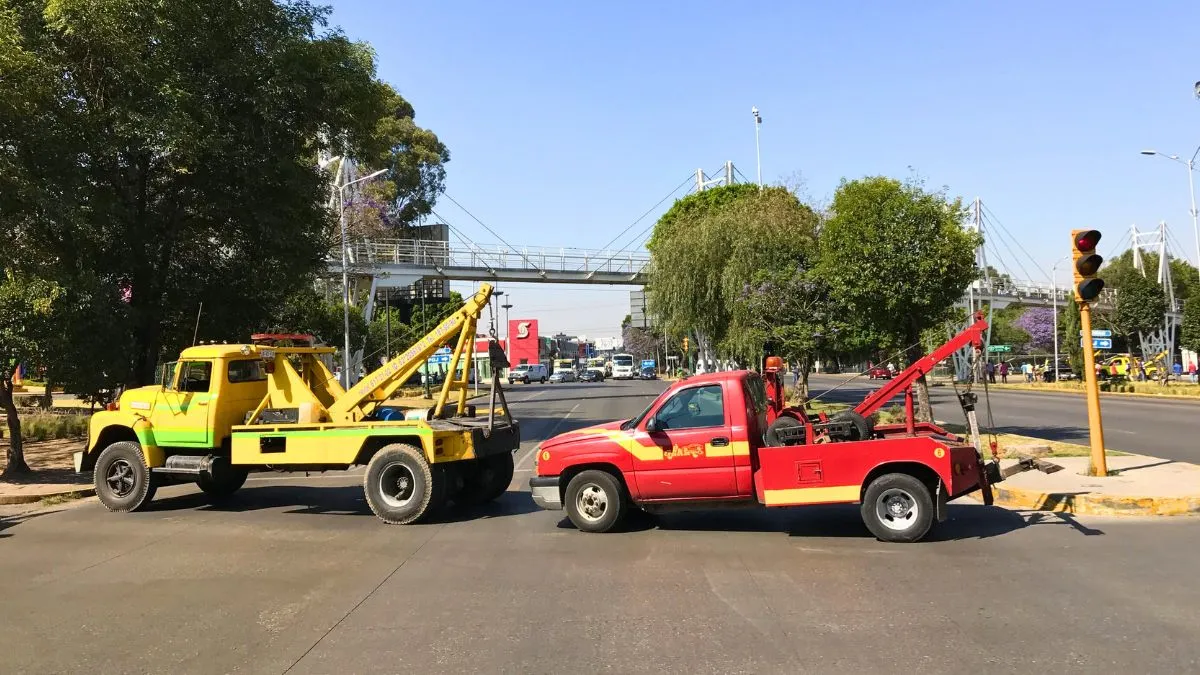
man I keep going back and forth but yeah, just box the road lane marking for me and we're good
[515,403,580,472]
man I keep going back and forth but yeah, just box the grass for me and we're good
[987,379,1200,398]
[39,491,86,507]
[0,414,89,442]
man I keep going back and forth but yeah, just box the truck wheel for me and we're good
[765,416,804,446]
[364,443,445,525]
[93,441,158,513]
[860,473,934,543]
[456,453,515,507]
[565,470,627,533]
[833,410,874,441]
[197,459,248,498]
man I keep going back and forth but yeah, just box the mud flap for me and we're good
[936,480,949,522]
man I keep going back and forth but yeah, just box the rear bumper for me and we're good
[529,475,562,510]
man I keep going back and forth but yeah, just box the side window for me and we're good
[227,359,267,384]
[176,361,213,393]
[744,376,768,415]
[654,384,725,430]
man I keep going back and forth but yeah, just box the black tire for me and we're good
[93,441,158,512]
[833,410,874,441]
[540,377,546,383]
[860,473,935,543]
[363,443,446,525]
[765,416,805,446]
[197,458,249,498]
[564,470,627,533]
[455,453,515,507]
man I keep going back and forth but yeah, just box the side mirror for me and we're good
[645,417,658,433]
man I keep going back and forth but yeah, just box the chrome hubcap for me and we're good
[379,463,417,508]
[876,488,918,531]
[576,484,608,521]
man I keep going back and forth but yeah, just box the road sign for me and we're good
[1081,338,1112,350]
[986,345,1012,353]
[641,359,656,369]
[1080,329,1112,338]
[434,347,451,355]
[429,354,451,364]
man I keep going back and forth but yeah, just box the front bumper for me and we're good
[529,475,562,510]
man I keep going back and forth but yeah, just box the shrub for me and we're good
[0,414,89,441]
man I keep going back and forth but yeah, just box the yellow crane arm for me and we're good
[326,283,495,422]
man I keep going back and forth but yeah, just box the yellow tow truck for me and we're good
[77,284,519,524]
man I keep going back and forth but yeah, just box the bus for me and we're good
[553,358,575,374]
[611,353,636,379]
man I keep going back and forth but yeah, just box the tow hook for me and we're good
[989,456,1064,484]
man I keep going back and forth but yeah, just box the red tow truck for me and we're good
[529,314,1050,542]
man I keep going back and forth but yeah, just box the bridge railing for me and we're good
[345,239,650,276]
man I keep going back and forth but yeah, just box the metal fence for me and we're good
[344,239,649,275]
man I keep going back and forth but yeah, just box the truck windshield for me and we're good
[621,387,672,430]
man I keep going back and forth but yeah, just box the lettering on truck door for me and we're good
[630,383,736,499]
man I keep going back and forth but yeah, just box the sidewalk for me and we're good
[0,438,92,505]
[990,453,1200,516]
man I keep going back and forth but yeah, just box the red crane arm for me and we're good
[853,313,988,419]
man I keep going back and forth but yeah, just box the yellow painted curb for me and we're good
[992,485,1200,517]
[0,486,94,506]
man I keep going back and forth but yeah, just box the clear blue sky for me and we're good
[328,1,1200,339]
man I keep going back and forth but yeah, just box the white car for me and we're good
[508,363,548,384]
[549,370,576,383]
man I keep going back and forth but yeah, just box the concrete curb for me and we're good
[992,484,1200,517]
[0,486,94,506]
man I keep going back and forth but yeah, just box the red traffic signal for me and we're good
[1071,229,1104,302]
[1074,229,1101,252]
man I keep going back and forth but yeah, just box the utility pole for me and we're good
[752,107,763,187]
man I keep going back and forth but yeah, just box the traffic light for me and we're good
[682,336,689,352]
[1071,229,1105,302]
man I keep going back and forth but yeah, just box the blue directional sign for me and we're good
[1082,337,1112,349]
[1080,329,1112,338]
[429,354,451,364]
[641,359,656,369]
[434,347,451,355]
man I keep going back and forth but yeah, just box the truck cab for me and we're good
[530,370,996,543]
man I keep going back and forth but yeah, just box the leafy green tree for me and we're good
[1180,297,1200,359]
[817,176,981,420]
[1112,273,1168,355]
[1100,250,1197,305]
[1062,296,1083,375]
[646,184,762,364]
[1,0,447,385]
[0,272,61,476]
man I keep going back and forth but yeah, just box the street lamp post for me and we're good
[1052,255,1071,381]
[751,106,763,187]
[337,167,388,388]
[1141,147,1200,283]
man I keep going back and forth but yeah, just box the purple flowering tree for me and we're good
[1014,307,1055,351]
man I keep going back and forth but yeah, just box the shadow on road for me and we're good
[557,503,1048,541]
[143,484,540,522]
[0,508,63,539]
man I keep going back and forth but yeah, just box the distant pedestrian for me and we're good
[985,361,995,384]
[998,361,1009,384]
[1022,362,1033,382]
[1172,361,1183,381]
[1189,361,1197,384]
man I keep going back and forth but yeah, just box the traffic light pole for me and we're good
[1078,302,1108,477]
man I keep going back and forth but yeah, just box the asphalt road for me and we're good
[2,378,1199,674]
[807,373,1200,463]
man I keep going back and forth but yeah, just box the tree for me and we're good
[1062,296,1083,375]
[0,272,61,477]
[646,184,762,365]
[1013,307,1055,351]
[2,0,447,385]
[817,176,981,421]
[1112,273,1168,355]
[1100,250,1198,305]
[1181,296,1200,360]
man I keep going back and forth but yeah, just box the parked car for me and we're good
[638,367,657,380]
[867,365,893,380]
[580,369,604,382]
[508,363,548,384]
[549,369,576,383]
